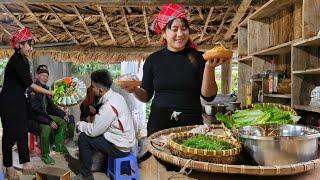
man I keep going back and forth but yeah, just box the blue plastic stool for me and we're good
[106,153,140,180]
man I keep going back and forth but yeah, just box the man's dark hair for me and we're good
[90,69,113,88]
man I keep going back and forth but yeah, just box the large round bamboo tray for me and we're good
[147,125,320,176]
[168,132,241,164]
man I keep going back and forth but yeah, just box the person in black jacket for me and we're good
[29,65,68,165]
[123,3,224,136]
[0,28,52,179]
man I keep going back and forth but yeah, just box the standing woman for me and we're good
[0,27,52,179]
[124,3,227,136]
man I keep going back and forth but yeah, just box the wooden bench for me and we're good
[36,166,71,180]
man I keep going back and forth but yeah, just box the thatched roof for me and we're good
[0,0,267,63]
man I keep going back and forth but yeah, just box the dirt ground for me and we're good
[0,128,108,180]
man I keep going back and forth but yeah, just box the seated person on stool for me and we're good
[75,69,136,180]
[29,65,68,165]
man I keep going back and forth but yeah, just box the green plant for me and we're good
[180,134,234,150]
[0,59,8,86]
[71,62,121,79]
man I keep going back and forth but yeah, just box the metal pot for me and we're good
[237,124,320,165]
[225,101,241,111]
[202,103,227,115]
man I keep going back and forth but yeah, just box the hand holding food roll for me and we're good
[203,42,232,62]
[116,74,141,89]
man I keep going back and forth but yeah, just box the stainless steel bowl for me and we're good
[237,124,320,165]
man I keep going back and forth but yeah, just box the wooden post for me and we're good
[293,1,302,39]
[221,55,232,94]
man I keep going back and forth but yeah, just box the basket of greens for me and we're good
[167,132,241,164]
[52,77,86,107]
[216,103,299,129]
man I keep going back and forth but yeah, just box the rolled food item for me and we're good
[202,42,232,61]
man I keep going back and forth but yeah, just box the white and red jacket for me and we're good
[77,89,136,152]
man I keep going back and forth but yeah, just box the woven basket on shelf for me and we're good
[167,132,241,164]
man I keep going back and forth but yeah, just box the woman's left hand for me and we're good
[122,85,138,94]
[205,58,227,69]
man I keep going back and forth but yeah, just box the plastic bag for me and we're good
[310,86,320,107]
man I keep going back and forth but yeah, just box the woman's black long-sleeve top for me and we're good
[0,52,33,135]
[141,47,215,135]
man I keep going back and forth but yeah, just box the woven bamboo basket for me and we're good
[147,125,320,176]
[219,103,299,129]
[227,103,297,116]
[151,124,231,148]
[167,132,241,164]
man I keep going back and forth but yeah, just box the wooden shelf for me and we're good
[251,41,293,56]
[238,18,248,27]
[238,0,319,110]
[251,78,262,82]
[293,35,320,46]
[238,56,252,62]
[292,68,320,75]
[263,93,291,99]
[250,0,298,19]
[293,105,320,113]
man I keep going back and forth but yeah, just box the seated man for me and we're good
[29,65,68,165]
[75,69,136,180]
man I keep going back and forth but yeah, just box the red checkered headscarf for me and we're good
[151,3,197,49]
[150,3,188,34]
[10,27,33,49]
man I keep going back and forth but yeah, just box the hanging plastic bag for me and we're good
[310,86,320,107]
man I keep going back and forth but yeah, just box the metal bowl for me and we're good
[237,124,320,165]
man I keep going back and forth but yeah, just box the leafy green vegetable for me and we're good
[179,135,233,150]
[216,105,295,129]
[52,80,69,103]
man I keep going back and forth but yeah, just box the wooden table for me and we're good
[140,155,320,180]
[36,166,71,180]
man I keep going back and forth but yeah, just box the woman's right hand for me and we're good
[205,58,226,69]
